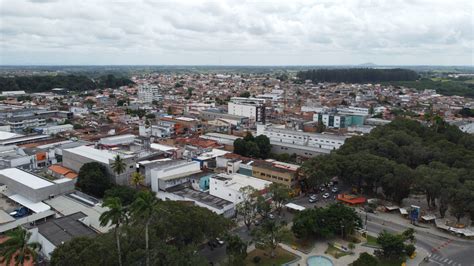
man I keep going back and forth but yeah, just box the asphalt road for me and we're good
[201,189,474,266]
[362,212,474,266]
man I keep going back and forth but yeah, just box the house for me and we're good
[209,173,271,204]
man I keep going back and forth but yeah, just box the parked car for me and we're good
[331,187,339,193]
[323,193,330,199]
[309,197,317,203]
[319,187,326,192]
[309,194,317,199]
[268,213,275,220]
[215,238,224,246]
[9,207,28,218]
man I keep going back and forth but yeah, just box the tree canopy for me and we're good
[297,68,417,83]
[301,118,474,217]
[76,162,112,198]
[233,132,271,159]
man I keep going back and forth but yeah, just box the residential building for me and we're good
[228,97,266,123]
[209,173,271,204]
[138,85,161,103]
[252,160,301,188]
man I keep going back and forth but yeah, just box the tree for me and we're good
[239,91,250,98]
[111,155,127,176]
[236,186,258,231]
[167,106,173,115]
[245,141,260,158]
[225,235,247,266]
[243,132,254,142]
[76,162,112,198]
[104,186,138,206]
[376,231,407,259]
[130,172,145,189]
[352,252,378,266]
[131,191,159,266]
[251,220,291,258]
[233,138,247,157]
[254,135,271,159]
[50,237,112,266]
[100,197,128,266]
[268,183,290,215]
[0,227,41,266]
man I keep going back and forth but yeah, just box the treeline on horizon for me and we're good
[297,68,418,83]
[0,74,135,92]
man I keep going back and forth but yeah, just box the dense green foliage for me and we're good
[352,252,378,266]
[301,118,474,220]
[292,204,362,239]
[375,229,416,260]
[233,132,271,159]
[104,186,139,206]
[76,162,112,198]
[297,68,417,83]
[384,78,474,97]
[0,227,41,266]
[0,74,134,92]
[51,197,231,266]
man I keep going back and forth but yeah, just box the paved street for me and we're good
[201,191,474,266]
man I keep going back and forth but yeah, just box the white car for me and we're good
[331,187,338,193]
[323,193,330,199]
[215,237,224,245]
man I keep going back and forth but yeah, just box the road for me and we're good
[201,190,474,266]
[362,212,474,266]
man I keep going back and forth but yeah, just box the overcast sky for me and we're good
[0,0,473,66]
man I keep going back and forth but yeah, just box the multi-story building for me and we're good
[313,112,365,128]
[62,145,135,185]
[209,173,271,204]
[252,160,300,188]
[228,97,266,123]
[137,85,161,103]
[257,124,349,157]
[199,109,249,125]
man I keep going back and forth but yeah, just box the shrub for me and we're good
[252,256,261,263]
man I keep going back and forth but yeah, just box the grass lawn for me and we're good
[245,246,297,266]
[366,235,380,247]
[325,244,351,259]
[282,232,315,253]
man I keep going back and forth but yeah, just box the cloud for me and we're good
[0,0,472,65]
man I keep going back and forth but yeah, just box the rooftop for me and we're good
[37,212,97,246]
[64,145,132,164]
[173,187,233,210]
[214,173,271,191]
[0,168,53,190]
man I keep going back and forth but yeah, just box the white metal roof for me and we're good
[150,143,178,152]
[0,168,53,189]
[0,131,23,140]
[65,145,129,164]
[285,203,306,211]
[8,194,51,213]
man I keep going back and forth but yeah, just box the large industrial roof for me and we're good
[0,168,53,189]
[64,145,131,164]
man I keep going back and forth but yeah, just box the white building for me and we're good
[150,160,201,192]
[228,97,266,123]
[35,124,73,135]
[99,134,136,146]
[256,124,349,157]
[138,85,161,103]
[209,173,271,204]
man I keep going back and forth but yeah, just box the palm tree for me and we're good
[130,191,159,266]
[0,227,41,266]
[111,155,126,176]
[100,197,127,266]
[130,172,145,189]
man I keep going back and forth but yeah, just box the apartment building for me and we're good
[137,85,161,103]
[228,97,266,123]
